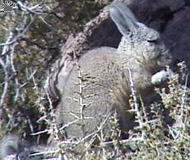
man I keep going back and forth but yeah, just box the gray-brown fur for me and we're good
[56,2,172,142]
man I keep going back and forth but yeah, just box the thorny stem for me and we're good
[180,73,189,123]
[179,73,189,141]
[127,67,145,138]
[0,57,9,107]
[76,60,86,119]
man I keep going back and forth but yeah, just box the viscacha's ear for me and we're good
[109,2,139,36]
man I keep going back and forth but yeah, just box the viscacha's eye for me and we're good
[147,39,158,43]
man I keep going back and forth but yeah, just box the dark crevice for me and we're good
[184,0,190,6]
[148,2,187,33]
[147,6,174,32]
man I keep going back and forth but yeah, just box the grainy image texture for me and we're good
[0,0,190,159]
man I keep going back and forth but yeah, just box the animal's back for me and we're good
[56,47,131,140]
